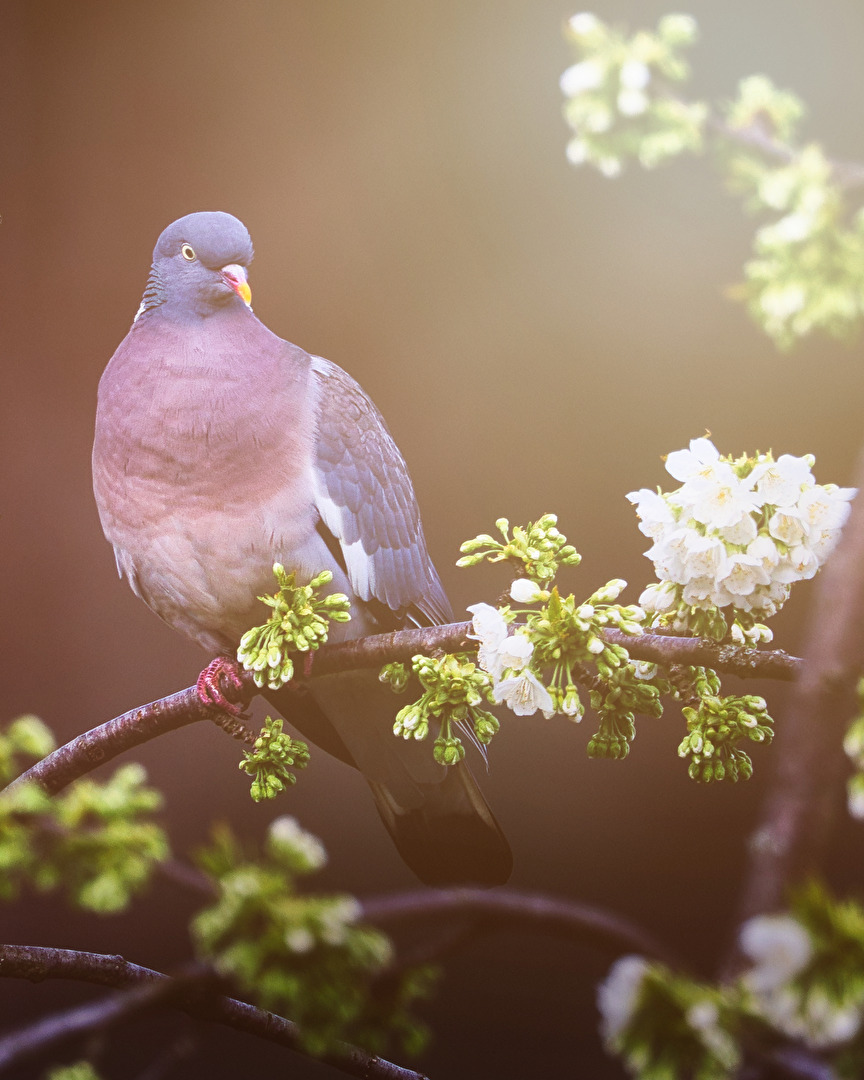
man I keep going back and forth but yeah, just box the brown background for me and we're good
[3,1,864,1076]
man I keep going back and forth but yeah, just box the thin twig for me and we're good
[0,944,428,1080]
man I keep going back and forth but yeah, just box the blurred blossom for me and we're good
[597,955,650,1042]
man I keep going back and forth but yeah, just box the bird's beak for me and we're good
[221,264,252,307]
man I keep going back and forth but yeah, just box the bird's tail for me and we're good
[266,672,512,887]
[367,765,512,887]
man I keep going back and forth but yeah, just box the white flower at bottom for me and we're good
[597,955,651,1043]
[492,670,554,717]
[774,545,819,583]
[739,914,813,992]
[717,552,772,597]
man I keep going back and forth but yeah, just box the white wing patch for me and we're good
[312,478,377,603]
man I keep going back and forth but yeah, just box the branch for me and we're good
[695,96,864,190]
[360,887,684,970]
[3,624,801,799]
[0,959,216,1073]
[0,944,428,1080]
[724,452,864,974]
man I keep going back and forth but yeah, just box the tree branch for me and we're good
[3,623,801,799]
[360,887,684,971]
[723,451,864,975]
[0,944,428,1080]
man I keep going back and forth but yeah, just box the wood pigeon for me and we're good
[92,211,512,886]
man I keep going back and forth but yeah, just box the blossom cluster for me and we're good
[739,912,864,1048]
[597,955,739,1076]
[629,438,855,637]
[561,12,705,176]
[467,594,556,719]
[596,895,864,1077]
[237,565,351,690]
[467,576,648,725]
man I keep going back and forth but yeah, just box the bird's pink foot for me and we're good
[196,656,246,715]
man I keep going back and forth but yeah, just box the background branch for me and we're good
[360,887,685,971]
[0,944,427,1080]
[723,448,864,976]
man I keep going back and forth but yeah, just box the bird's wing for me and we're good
[309,355,452,626]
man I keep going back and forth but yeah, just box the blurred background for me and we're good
[3,0,864,1076]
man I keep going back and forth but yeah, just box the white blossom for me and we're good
[627,487,677,538]
[797,485,854,537]
[718,513,758,546]
[767,509,807,547]
[568,12,600,36]
[566,138,589,166]
[717,552,772,597]
[750,454,814,506]
[760,284,806,320]
[560,59,605,96]
[597,955,650,1043]
[617,89,648,116]
[739,914,813,992]
[630,441,855,625]
[492,670,554,717]
[686,1000,739,1069]
[510,578,545,604]
[847,775,864,819]
[682,465,760,530]
[774,545,819,583]
[619,59,651,90]
[268,816,328,871]
[799,992,861,1048]
[284,927,316,953]
[467,602,509,676]
[638,580,677,613]
[665,437,722,484]
[496,631,534,673]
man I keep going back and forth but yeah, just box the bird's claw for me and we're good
[196,656,246,715]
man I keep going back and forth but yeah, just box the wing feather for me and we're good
[310,356,452,626]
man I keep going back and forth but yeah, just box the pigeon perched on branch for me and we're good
[92,211,511,886]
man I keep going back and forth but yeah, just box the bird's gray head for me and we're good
[135,211,255,322]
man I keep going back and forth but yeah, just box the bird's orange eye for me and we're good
[181,244,196,261]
